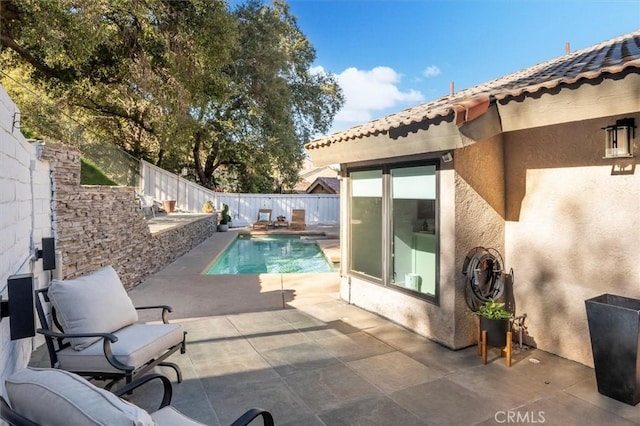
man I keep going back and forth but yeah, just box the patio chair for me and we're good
[139,195,157,217]
[34,265,187,390]
[252,208,272,230]
[290,209,306,230]
[1,368,274,426]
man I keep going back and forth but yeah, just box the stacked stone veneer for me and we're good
[43,142,216,289]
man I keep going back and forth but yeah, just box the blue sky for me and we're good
[275,0,640,135]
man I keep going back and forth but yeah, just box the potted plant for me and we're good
[202,200,214,213]
[473,299,512,348]
[218,203,232,232]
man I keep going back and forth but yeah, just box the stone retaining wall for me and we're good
[43,142,216,289]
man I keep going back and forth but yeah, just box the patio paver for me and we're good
[28,227,640,425]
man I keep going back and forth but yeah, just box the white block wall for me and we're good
[0,85,53,397]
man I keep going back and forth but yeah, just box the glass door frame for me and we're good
[386,160,440,304]
[346,159,440,304]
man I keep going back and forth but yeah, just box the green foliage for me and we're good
[219,203,231,224]
[80,158,117,186]
[473,299,511,320]
[1,0,344,193]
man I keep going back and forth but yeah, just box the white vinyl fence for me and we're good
[140,160,339,225]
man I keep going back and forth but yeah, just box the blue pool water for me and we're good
[207,235,334,274]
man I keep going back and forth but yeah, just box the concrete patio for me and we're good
[30,228,640,425]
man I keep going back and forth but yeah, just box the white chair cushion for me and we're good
[5,367,153,426]
[49,265,138,350]
[57,323,184,373]
[258,212,270,221]
[152,406,207,426]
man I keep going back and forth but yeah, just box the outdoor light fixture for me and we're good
[442,152,453,163]
[37,237,56,271]
[603,118,635,158]
[1,274,36,340]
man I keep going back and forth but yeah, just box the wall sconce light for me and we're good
[442,152,453,163]
[37,237,57,271]
[181,167,188,176]
[603,118,635,158]
[1,274,36,340]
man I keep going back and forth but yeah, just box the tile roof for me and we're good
[306,176,340,194]
[307,30,640,149]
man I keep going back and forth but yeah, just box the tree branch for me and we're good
[77,98,155,134]
[0,34,77,82]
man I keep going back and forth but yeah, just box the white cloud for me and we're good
[309,65,325,75]
[330,66,424,131]
[423,65,441,77]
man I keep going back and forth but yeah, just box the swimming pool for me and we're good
[206,235,334,274]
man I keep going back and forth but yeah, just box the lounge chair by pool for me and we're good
[252,209,272,230]
[290,209,306,230]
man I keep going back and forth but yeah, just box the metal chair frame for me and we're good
[34,287,187,389]
[1,373,273,426]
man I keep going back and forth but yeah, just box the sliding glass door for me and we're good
[390,165,437,297]
[349,169,383,280]
[348,163,438,302]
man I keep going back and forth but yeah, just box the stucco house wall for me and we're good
[453,135,506,348]
[313,32,640,366]
[503,113,640,366]
[448,113,640,366]
[337,111,639,365]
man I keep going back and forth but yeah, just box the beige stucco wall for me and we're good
[452,135,506,348]
[330,76,640,365]
[503,114,640,366]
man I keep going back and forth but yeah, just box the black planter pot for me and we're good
[585,294,640,406]
[479,317,510,348]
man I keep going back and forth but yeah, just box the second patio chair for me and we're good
[34,265,187,390]
[290,209,306,230]
[1,368,274,426]
[252,208,272,230]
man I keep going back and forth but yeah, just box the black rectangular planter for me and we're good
[585,294,640,406]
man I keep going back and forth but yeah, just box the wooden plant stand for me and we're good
[477,322,512,367]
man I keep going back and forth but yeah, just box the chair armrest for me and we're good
[135,305,173,323]
[36,328,133,372]
[230,408,275,426]
[36,328,118,343]
[112,376,273,425]
[1,395,40,426]
[114,373,173,410]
